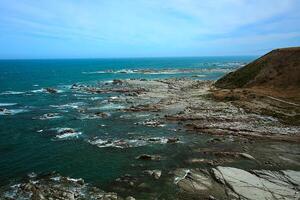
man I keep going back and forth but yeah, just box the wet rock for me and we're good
[136,154,161,161]
[39,113,61,120]
[167,137,179,143]
[71,83,79,89]
[125,196,136,200]
[59,128,76,134]
[239,152,255,160]
[208,195,216,200]
[54,128,82,139]
[138,119,165,127]
[174,169,213,193]
[94,112,110,118]
[1,172,121,200]
[112,79,123,85]
[0,108,11,115]
[207,137,223,143]
[186,158,214,166]
[137,182,151,190]
[144,170,162,179]
[45,88,58,94]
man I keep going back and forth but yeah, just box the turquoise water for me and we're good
[0,57,255,194]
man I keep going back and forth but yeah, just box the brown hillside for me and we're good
[215,47,300,93]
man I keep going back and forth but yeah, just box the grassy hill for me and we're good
[215,47,300,91]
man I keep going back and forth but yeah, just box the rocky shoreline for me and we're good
[1,77,299,199]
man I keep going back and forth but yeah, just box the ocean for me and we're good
[0,56,255,197]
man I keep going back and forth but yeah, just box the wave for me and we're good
[82,71,107,74]
[0,91,25,95]
[90,97,102,101]
[50,102,86,109]
[53,128,82,139]
[30,88,64,94]
[0,108,29,115]
[38,113,62,120]
[0,103,17,106]
[88,136,179,149]
[31,89,45,93]
[98,103,125,110]
[82,65,244,76]
[88,138,147,148]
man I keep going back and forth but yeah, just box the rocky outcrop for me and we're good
[174,167,300,200]
[213,166,300,200]
[2,172,121,200]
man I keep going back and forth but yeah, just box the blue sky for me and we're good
[0,0,300,59]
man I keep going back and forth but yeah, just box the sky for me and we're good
[0,0,300,59]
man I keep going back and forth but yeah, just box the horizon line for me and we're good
[0,54,259,61]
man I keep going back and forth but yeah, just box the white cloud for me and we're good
[0,0,299,57]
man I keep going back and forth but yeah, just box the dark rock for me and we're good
[59,128,76,134]
[95,112,110,118]
[144,170,162,179]
[113,79,123,85]
[136,154,161,161]
[167,137,179,143]
[45,88,58,94]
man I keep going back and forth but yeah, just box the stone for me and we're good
[112,79,123,85]
[94,112,110,118]
[167,137,179,143]
[1,172,121,199]
[174,169,212,193]
[212,166,300,200]
[208,195,216,200]
[144,170,162,179]
[59,128,76,134]
[239,152,255,160]
[45,88,58,94]
[136,154,161,161]
[125,196,136,200]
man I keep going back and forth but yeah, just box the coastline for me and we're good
[2,77,299,199]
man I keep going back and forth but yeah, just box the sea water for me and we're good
[0,57,255,192]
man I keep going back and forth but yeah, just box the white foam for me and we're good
[82,71,107,74]
[55,128,82,139]
[39,113,62,120]
[109,96,118,100]
[31,89,44,93]
[0,109,28,115]
[99,103,125,110]
[50,102,86,109]
[88,136,172,149]
[55,132,82,139]
[90,97,102,101]
[0,103,17,106]
[0,91,25,95]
